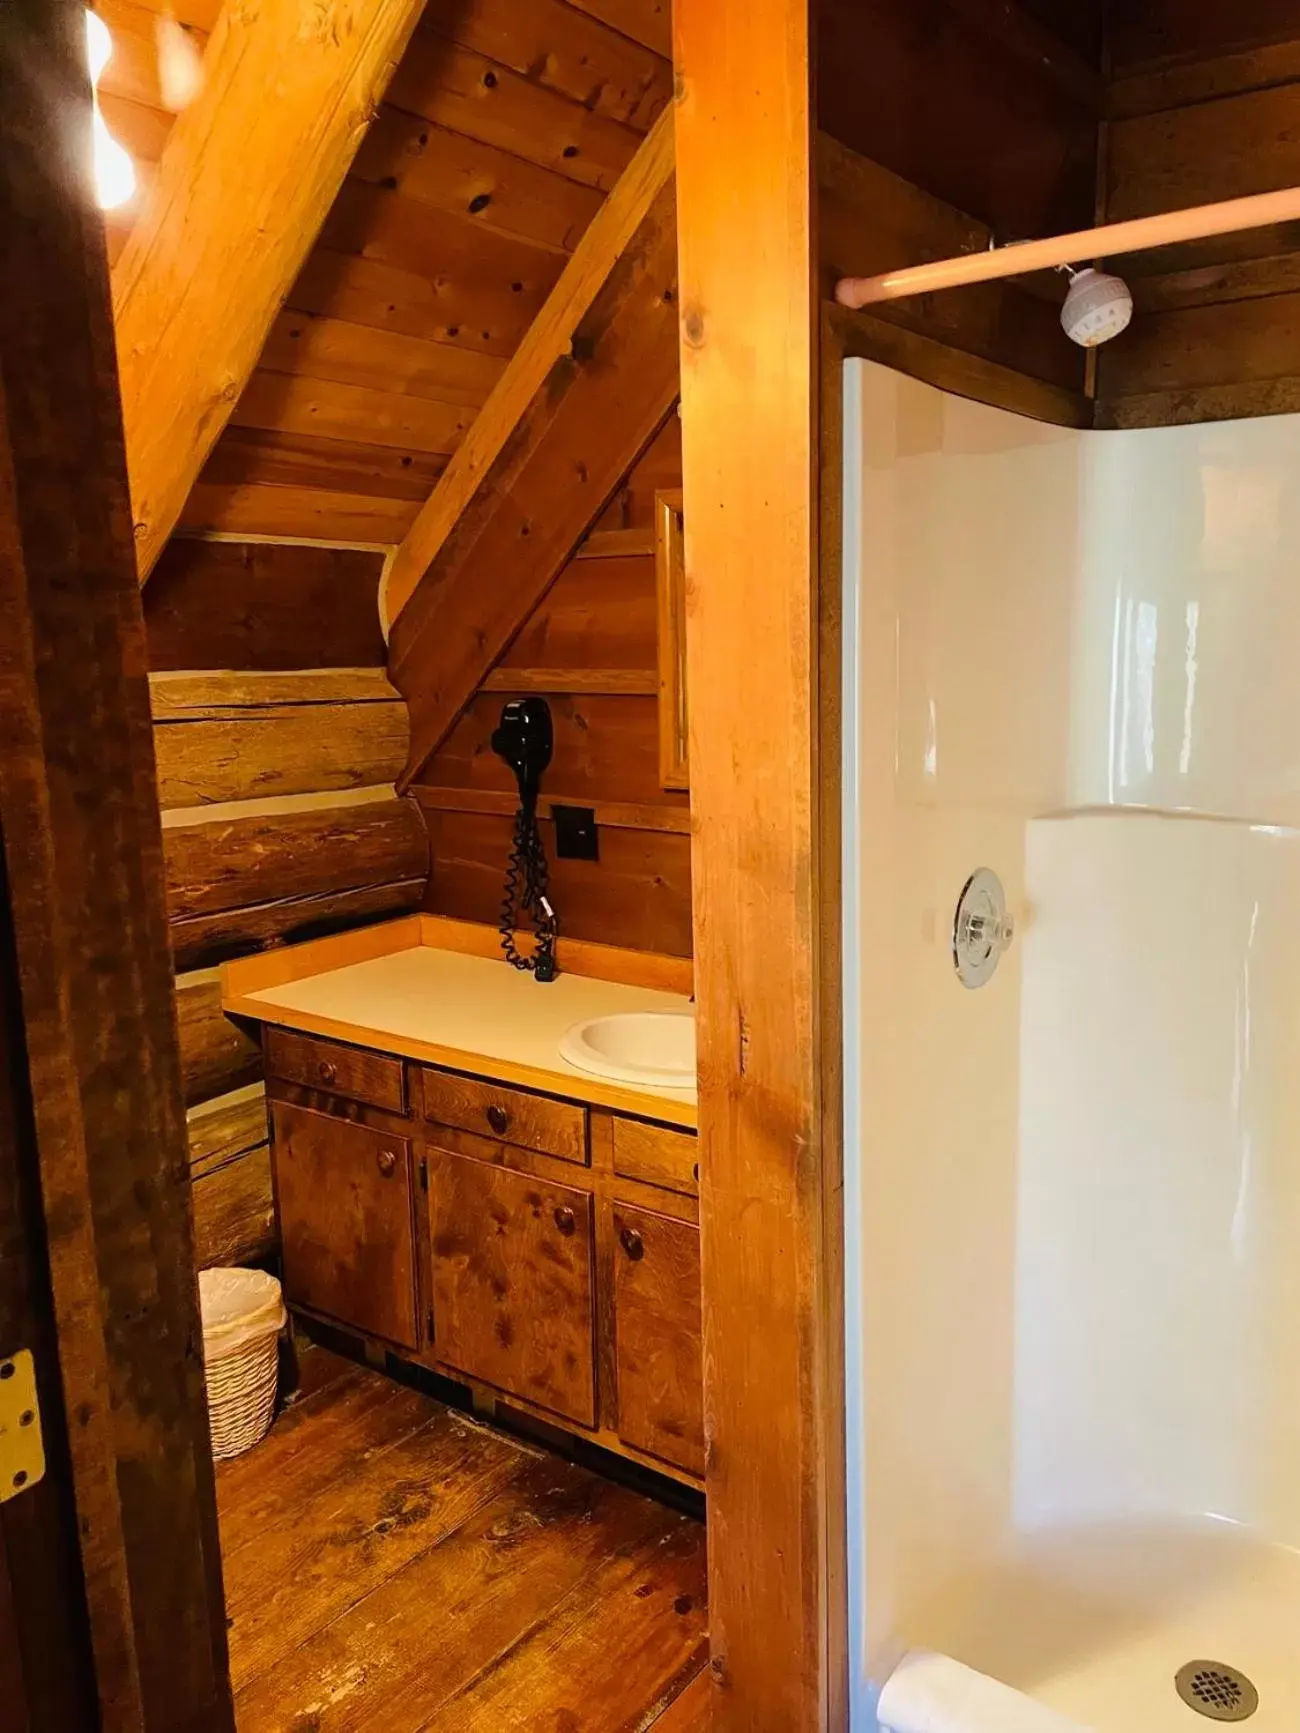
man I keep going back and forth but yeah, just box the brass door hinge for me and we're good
[0,1351,46,1503]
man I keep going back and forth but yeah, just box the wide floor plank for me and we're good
[225,1404,523,1690]
[217,1367,708,1732]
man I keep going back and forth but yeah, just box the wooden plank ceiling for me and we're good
[100,0,673,549]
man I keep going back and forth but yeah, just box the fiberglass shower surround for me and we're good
[841,360,1300,1731]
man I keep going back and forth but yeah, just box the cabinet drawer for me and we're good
[420,1067,586,1165]
[612,1116,699,1196]
[266,1029,405,1115]
[611,1204,704,1476]
[429,1151,596,1426]
[272,1102,418,1350]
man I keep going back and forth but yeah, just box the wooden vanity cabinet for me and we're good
[271,1100,419,1351]
[610,1205,705,1475]
[427,1150,597,1427]
[264,1029,704,1483]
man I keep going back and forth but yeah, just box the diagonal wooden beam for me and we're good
[113,0,427,583]
[382,103,675,630]
[387,167,679,791]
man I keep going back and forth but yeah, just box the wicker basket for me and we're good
[199,1268,285,1461]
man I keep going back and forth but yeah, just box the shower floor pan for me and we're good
[916,1521,1300,1730]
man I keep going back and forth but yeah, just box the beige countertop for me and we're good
[222,919,698,1127]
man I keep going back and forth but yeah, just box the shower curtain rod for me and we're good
[834,184,1300,309]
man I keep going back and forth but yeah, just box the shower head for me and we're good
[1060,265,1133,347]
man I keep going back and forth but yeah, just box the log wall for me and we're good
[145,537,430,1269]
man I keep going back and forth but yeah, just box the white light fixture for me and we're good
[85,10,136,211]
[1060,265,1133,348]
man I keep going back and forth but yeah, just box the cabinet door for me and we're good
[611,1205,704,1475]
[429,1151,596,1426]
[272,1102,418,1349]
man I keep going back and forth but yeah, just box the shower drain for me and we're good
[1175,1660,1259,1722]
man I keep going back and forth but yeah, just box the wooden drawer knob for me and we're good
[553,1205,576,1236]
[619,1227,645,1262]
[376,1149,398,1179]
[485,1104,509,1137]
[318,1060,337,1086]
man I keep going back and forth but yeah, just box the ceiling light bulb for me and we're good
[85,10,136,211]
[92,104,136,209]
[1060,266,1133,348]
[156,12,204,111]
[85,9,112,83]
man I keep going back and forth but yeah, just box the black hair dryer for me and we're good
[491,697,558,981]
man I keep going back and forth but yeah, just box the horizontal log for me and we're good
[187,1088,276,1268]
[192,1146,275,1270]
[175,974,263,1108]
[165,796,429,968]
[187,1085,268,1177]
[150,669,409,807]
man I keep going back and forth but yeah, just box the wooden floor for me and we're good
[216,1358,709,1732]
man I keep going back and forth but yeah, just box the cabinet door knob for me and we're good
[553,1205,576,1235]
[376,1149,398,1179]
[620,1226,645,1261]
[486,1104,509,1137]
[318,1060,337,1086]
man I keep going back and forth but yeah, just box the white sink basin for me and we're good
[559,1011,696,1088]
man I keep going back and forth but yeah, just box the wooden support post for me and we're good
[113,0,428,582]
[0,3,232,1723]
[673,0,846,1727]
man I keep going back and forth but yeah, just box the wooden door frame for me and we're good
[0,4,233,1726]
[674,4,849,1727]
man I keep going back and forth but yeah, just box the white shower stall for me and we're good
[841,358,1300,1729]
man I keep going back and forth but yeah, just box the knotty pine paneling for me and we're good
[813,1,1102,404]
[415,425,689,957]
[178,0,673,547]
[146,539,387,670]
[817,0,1099,242]
[423,808,692,958]
[1098,10,1300,426]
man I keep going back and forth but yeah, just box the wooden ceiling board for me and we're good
[350,113,604,253]
[180,482,422,543]
[203,428,445,502]
[438,0,672,129]
[230,370,475,457]
[562,0,672,59]
[385,31,643,192]
[259,311,505,408]
[177,0,672,549]
[318,180,564,313]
